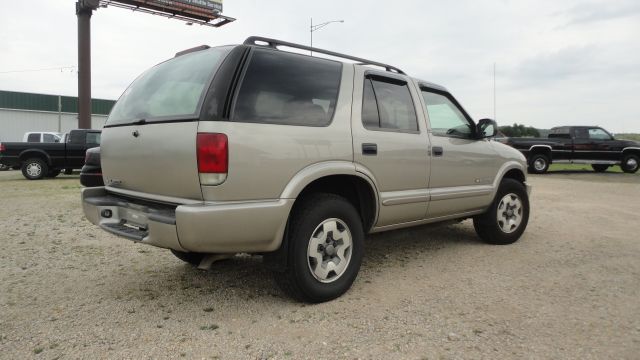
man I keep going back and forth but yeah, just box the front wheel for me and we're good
[621,154,639,174]
[473,178,530,245]
[273,193,364,303]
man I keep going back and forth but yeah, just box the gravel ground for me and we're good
[1,169,639,359]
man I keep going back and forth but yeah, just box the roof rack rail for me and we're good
[243,36,405,75]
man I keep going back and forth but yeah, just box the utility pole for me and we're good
[76,0,99,129]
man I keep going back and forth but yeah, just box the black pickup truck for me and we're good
[506,126,640,174]
[0,129,101,180]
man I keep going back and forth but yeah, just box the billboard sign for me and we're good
[113,0,224,20]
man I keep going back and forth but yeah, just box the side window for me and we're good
[361,76,418,132]
[27,133,40,142]
[86,132,101,145]
[43,134,56,143]
[549,128,571,139]
[588,128,611,140]
[421,90,473,138]
[574,128,589,139]
[233,49,342,126]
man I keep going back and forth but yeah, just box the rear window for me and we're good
[27,133,40,142]
[232,49,342,126]
[106,46,233,126]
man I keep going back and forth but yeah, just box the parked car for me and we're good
[23,132,63,143]
[0,129,101,180]
[506,126,640,174]
[81,36,531,302]
[80,147,103,187]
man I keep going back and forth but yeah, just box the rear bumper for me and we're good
[81,187,293,253]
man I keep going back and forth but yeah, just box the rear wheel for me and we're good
[473,178,530,245]
[170,249,205,266]
[528,154,549,174]
[621,154,639,173]
[591,164,609,173]
[273,193,364,303]
[21,158,48,180]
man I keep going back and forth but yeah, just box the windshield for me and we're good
[106,46,233,126]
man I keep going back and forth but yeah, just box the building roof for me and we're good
[0,90,116,116]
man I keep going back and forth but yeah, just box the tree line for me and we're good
[498,123,541,137]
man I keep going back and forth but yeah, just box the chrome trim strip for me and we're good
[529,145,552,151]
[622,147,640,151]
[430,185,493,202]
[380,189,430,206]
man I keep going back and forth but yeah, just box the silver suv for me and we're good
[82,37,531,302]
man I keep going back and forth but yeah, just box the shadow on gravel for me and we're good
[102,222,482,303]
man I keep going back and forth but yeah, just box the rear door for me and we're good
[351,68,430,227]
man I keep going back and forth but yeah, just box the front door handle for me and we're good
[433,146,444,157]
[362,143,377,155]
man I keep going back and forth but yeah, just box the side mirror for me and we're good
[477,118,498,138]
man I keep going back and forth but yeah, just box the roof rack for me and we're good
[243,36,405,75]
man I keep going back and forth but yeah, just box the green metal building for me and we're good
[0,90,116,142]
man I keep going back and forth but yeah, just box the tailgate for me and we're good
[101,122,202,201]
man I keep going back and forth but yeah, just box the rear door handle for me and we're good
[362,143,377,155]
[433,146,444,157]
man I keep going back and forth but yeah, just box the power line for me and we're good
[0,66,77,75]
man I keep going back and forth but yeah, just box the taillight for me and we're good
[0,143,5,153]
[197,133,228,185]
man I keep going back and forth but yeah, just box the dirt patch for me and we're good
[0,170,638,359]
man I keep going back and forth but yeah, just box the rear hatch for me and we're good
[101,46,234,202]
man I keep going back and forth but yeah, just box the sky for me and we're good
[0,0,639,133]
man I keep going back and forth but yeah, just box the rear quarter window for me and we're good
[232,49,342,126]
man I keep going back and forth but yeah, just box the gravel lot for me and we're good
[1,169,639,359]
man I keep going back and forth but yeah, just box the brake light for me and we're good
[0,143,5,153]
[197,133,228,185]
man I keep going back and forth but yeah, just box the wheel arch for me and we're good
[528,145,552,162]
[280,161,379,232]
[19,149,52,165]
[266,162,379,272]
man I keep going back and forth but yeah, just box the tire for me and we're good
[591,164,609,173]
[273,193,364,303]
[528,154,550,174]
[473,178,530,245]
[46,169,61,178]
[21,158,48,180]
[621,154,639,174]
[170,249,205,266]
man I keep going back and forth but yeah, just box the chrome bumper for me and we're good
[81,187,293,253]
